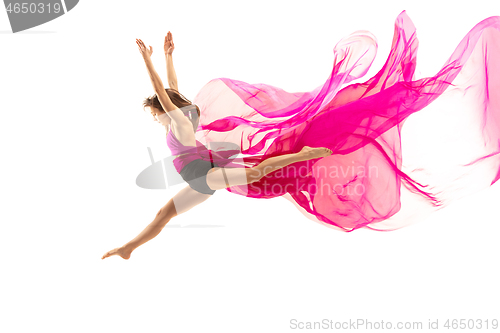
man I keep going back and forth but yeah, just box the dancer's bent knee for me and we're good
[207,167,260,190]
[246,167,264,184]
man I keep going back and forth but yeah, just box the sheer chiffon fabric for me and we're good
[190,11,500,232]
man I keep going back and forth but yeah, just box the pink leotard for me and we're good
[158,112,240,173]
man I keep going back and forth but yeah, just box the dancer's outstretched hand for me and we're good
[136,38,153,59]
[164,31,175,55]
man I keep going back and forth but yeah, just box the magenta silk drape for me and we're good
[191,11,500,232]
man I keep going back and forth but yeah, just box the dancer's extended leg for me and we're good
[206,146,332,190]
[101,185,211,260]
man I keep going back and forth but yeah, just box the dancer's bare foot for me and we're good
[298,146,333,160]
[101,246,133,260]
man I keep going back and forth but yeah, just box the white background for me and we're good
[1,0,499,332]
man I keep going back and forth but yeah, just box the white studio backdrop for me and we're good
[1,1,499,332]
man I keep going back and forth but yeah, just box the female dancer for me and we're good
[103,12,500,258]
[102,32,332,260]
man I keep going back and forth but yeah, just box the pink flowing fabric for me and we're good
[192,11,500,232]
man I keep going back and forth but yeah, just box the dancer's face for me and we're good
[148,106,167,123]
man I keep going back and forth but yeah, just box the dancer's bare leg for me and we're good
[102,185,211,260]
[206,146,332,190]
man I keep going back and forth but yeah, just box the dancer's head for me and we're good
[142,88,201,133]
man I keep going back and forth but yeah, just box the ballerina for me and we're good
[102,32,332,260]
[103,11,500,258]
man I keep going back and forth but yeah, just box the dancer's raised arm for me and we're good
[136,38,187,126]
[164,31,178,91]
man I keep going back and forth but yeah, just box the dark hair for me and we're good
[142,88,201,132]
